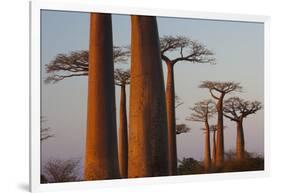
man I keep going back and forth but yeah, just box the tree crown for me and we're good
[187,99,216,122]
[114,68,130,86]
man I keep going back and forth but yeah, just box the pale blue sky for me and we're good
[41,10,264,174]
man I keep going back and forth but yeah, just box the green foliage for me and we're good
[177,157,204,175]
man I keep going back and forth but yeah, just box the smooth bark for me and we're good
[204,121,211,171]
[216,96,225,167]
[236,119,245,160]
[212,130,217,166]
[166,63,177,175]
[118,85,128,178]
[128,16,169,178]
[84,13,120,180]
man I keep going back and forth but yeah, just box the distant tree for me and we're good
[176,124,191,135]
[187,100,216,170]
[114,68,130,178]
[45,47,129,83]
[40,117,54,141]
[223,97,262,160]
[160,36,215,175]
[43,159,80,183]
[175,95,184,109]
[178,157,204,175]
[209,125,217,166]
[199,81,242,167]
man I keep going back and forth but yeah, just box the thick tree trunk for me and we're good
[215,96,225,167]
[236,119,245,160]
[84,13,120,180]
[204,121,211,171]
[128,16,169,178]
[212,130,217,167]
[166,63,177,175]
[118,85,128,178]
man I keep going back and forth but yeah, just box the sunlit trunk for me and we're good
[118,85,128,178]
[166,63,177,175]
[204,121,211,171]
[212,130,217,167]
[84,13,120,180]
[128,16,169,178]
[216,96,225,167]
[236,119,245,160]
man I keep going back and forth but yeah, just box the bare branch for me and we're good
[187,99,216,122]
[114,68,130,86]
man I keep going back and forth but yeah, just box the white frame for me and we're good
[30,0,270,192]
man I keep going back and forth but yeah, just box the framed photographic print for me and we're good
[30,0,270,192]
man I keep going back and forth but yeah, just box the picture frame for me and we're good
[30,0,270,192]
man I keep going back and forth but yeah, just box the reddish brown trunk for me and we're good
[84,13,120,180]
[166,63,177,175]
[212,130,217,167]
[215,96,225,167]
[118,85,128,178]
[128,16,169,178]
[204,121,211,171]
[236,119,245,160]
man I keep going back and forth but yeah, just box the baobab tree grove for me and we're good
[199,81,242,167]
[188,100,216,170]
[223,97,262,160]
[114,68,130,178]
[128,16,169,178]
[160,36,215,175]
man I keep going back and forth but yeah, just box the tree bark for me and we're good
[212,130,217,167]
[236,119,245,160]
[166,63,177,175]
[204,121,211,171]
[215,96,225,167]
[128,16,169,178]
[84,13,120,180]
[118,85,128,178]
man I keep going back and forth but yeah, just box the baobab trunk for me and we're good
[204,121,211,171]
[212,130,217,166]
[128,16,169,178]
[84,13,120,180]
[118,85,128,178]
[236,120,245,160]
[166,63,177,175]
[216,97,225,167]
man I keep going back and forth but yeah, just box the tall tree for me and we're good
[160,36,215,175]
[84,13,119,180]
[223,97,262,160]
[44,46,129,180]
[187,100,216,171]
[209,125,217,167]
[199,81,242,167]
[114,68,130,178]
[128,16,169,177]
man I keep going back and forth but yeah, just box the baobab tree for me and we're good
[223,97,262,160]
[114,68,130,178]
[176,124,191,135]
[187,100,216,171]
[199,81,242,167]
[128,16,169,177]
[84,13,120,180]
[210,125,217,166]
[160,36,215,175]
[45,46,129,180]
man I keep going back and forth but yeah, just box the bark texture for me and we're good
[118,85,128,178]
[128,16,169,178]
[212,130,217,166]
[84,13,120,180]
[216,97,224,167]
[236,120,245,160]
[204,121,211,171]
[166,63,177,175]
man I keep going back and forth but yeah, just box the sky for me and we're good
[41,10,264,175]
